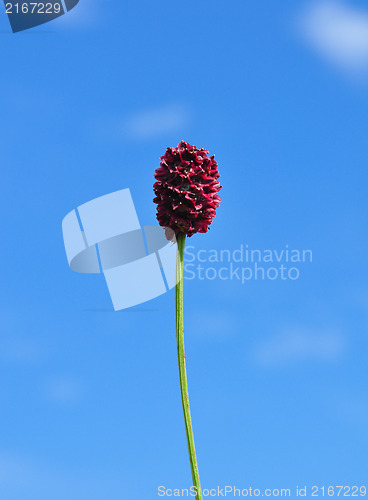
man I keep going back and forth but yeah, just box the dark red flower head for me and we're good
[153,141,222,238]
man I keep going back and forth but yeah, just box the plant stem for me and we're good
[175,232,202,500]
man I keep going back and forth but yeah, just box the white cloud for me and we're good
[298,1,368,74]
[254,327,346,367]
[122,103,191,140]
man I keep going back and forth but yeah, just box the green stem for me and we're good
[175,232,202,500]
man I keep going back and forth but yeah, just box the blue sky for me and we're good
[1,0,368,498]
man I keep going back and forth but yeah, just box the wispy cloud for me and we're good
[254,327,346,368]
[122,103,191,140]
[298,1,368,75]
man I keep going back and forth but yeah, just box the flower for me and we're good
[153,141,222,238]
